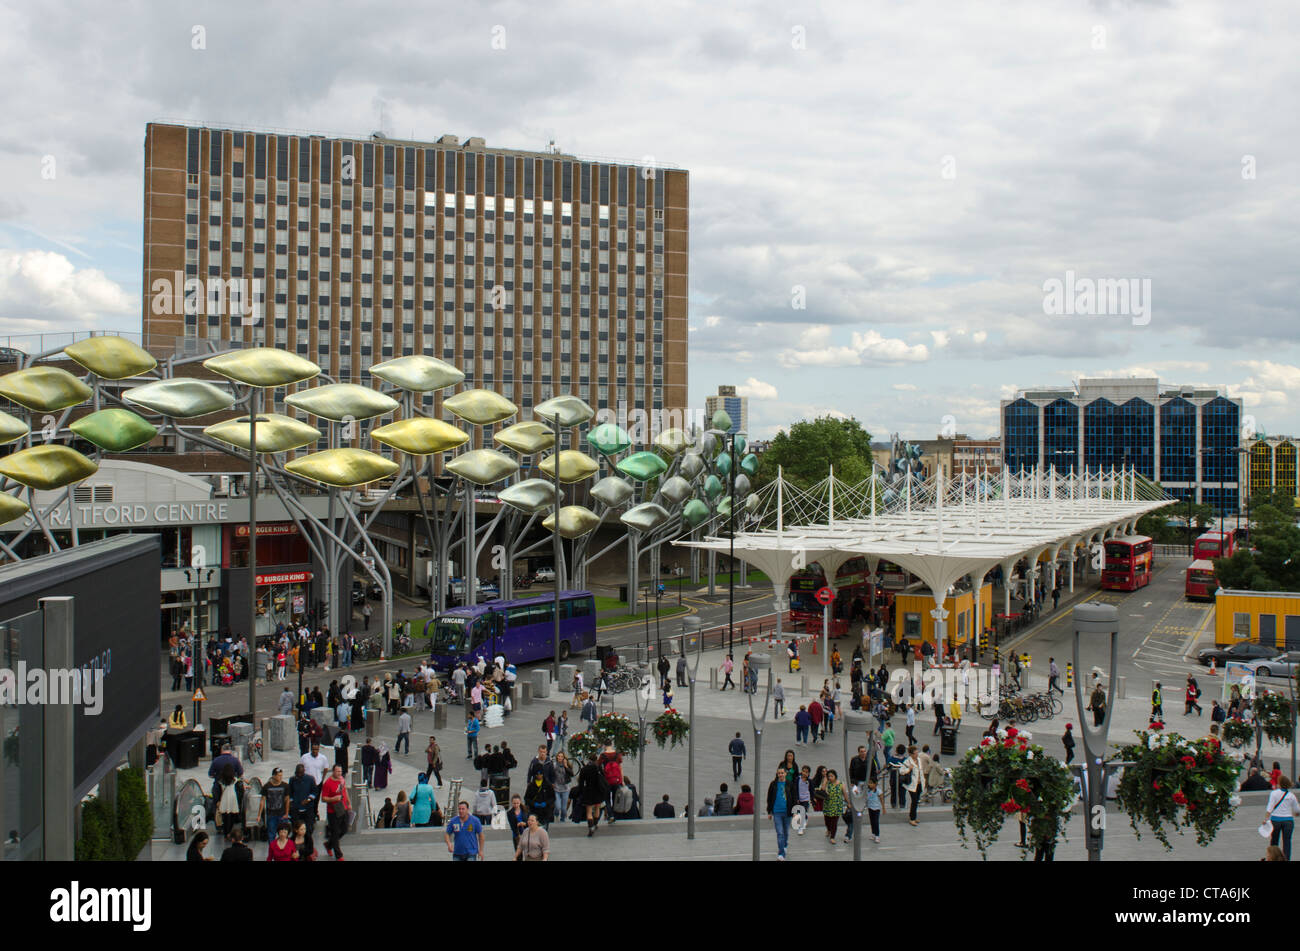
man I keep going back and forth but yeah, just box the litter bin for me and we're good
[940,725,959,757]
[174,731,203,769]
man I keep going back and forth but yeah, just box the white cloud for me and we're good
[892,383,918,391]
[735,377,778,400]
[778,326,929,368]
[0,249,133,334]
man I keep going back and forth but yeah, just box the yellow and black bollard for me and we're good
[1066,662,1074,689]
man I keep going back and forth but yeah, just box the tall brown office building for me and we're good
[142,122,687,449]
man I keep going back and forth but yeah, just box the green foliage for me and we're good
[116,767,154,860]
[755,416,873,489]
[1254,691,1294,745]
[950,726,1075,860]
[75,796,124,861]
[651,708,690,749]
[1221,718,1255,747]
[567,711,643,761]
[1114,729,1242,850]
[1138,501,1219,545]
[1213,496,1300,592]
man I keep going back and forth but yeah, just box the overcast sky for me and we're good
[1,0,1297,441]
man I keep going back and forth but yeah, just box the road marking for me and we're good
[1143,601,1152,608]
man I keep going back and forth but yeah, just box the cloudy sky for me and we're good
[2,0,1297,441]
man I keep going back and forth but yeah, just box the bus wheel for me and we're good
[559,640,571,661]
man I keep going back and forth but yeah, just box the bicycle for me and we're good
[246,735,263,764]
[921,768,954,805]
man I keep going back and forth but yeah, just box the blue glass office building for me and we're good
[1000,378,1243,511]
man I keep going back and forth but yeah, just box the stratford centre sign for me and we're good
[35,501,231,529]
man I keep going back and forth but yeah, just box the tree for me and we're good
[1213,496,1300,592]
[755,416,874,489]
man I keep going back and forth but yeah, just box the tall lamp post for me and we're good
[683,618,703,838]
[247,399,262,719]
[746,652,772,861]
[842,709,873,862]
[182,564,215,725]
[728,431,738,657]
[633,662,652,820]
[1071,601,1128,861]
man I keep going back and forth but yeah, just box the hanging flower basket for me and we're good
[1221,718,1255,748]
[1254,690,1294,745]
[565,730,601,763]
[950,726,1074,860]
[1114,728,1242,850]
[651,708,690,749]
[591,711,641,758]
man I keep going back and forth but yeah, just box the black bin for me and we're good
[596,645,612,666]
[173,732,203,769]
[940,725,959,757]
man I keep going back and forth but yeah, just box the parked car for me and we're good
[1242,650,1300,679]
[1195,642,1279,667]
[534,566,556,583]
[351,580,365,604]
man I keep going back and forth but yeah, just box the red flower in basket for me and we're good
[1004,738,1015,748]
[1187,802,1197,811]
[1152,781,1161,791]
[1172,791,1187,805]
[1015,778,1032,792]
[1000,800,1020,814]
[1180,755,1196,767]
[1150,721,1164,731]
[1005,726,1019,738]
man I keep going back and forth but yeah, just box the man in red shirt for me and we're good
[320,765,350,860]
[808,699,824,745]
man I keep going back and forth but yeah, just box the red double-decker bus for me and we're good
[1101,534,1154,591]
[1194,530,1236,560]
[1184,559,1217,601]
[788,556,872,627]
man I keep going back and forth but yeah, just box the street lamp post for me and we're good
[728,432,737,657]
[746,652,772,861]
[182,565,215,725]
[842,709,873,862]
[1071,601,1128,861]
[683,619,703,839]
[247,395,260,720]
[633,662,652,821]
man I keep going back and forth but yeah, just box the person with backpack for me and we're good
[728,732,747,780]
[1185,674,1203,717]
[599,743,625,824]
[1062,723,1076,765]
[542,711,557,754]
[320,765,350,860]
[580,693,598,730]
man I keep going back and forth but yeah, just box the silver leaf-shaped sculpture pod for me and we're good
[658,475,692,506]
[620,502,671,533]
[498,478,559,515]
[701,432,718,458]
[591,475,634,508]
[679,451,705,480]
[733,473,752,497]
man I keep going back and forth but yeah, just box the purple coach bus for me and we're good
[423,590,597,670]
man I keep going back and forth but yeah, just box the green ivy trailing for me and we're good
[950,726,1075,860]
[1114,728,1242,850]
[1254,691,1294,745]
[74,767,155,861]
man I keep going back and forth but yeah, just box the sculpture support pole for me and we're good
[248,389,259,713]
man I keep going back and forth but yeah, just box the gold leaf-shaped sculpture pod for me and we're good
[69,408,157,452]
[372,417,468,456]
[590,475,634,508]
[369,354,464,392]
[620,502,671,533]
[538,450,599,484]
[493,421,555,455]
[740,453,759,477]
[679,451,705,480]
[659,475,693,506]
[682,498,710,528]
[63,336,158,380]
[616,450,669,482]
[710,409,733,432]
[284,448,399,488]
[654,428,690,457]
[204,347,321,388]
[444,448,519,486]
[0,366,93,412]
[124,379,235,418]
[542,505,601,539]
[0,492,30,525]
[534,394,595,428]
[586,422,632,457]
[0,408,29,445]
[443,388,517,426]
[498,478,558,515]
[0,444,98,491]
[205,413,322,453]
[284,383,399,422]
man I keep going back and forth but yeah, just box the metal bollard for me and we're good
[1066,663,1074,688]
[1117,675,1127,699]
[801,675,808,697]
[710,667,717,690]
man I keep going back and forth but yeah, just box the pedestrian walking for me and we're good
[721,654,736,691]
[1048,657,1060,695]
[543,710,557,754]
[465,714,480,759]
[320,765,350,861]
[902,746,922,826]
[1062,723,1075,765]
[396,709,412,754]
[1185,674,1203,717]
[1151,682,1163,721]
[1087,683,1106,727]
[728,731,747,780]
[794,705,811,744]
[362,602,372,631]
[822,769,846,843]
[445,801,485,861]
[808,697,824,744]
[425,736,443,787]
[767,766,795,860]
[793,766,813,834]
[865,778,884,842]
[772,678,786,717]
[1265,783,1300,860]
[904,703,916,745]
[676,653,688,687]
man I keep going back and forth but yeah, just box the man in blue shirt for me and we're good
[445,801,485,861]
